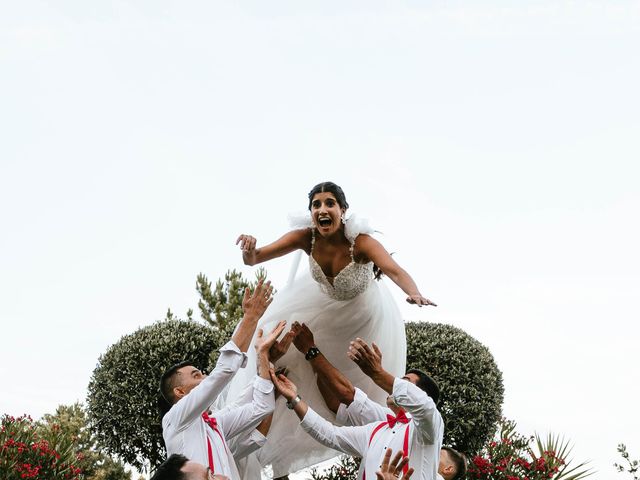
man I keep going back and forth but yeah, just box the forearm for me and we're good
[388,267,421,297]
[370,369,396,395]
[311,355,355,405]
[256,414,273,436]
[257,350,270,380]
[232,315,260,352]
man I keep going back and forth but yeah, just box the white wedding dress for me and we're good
[223,215,407,477]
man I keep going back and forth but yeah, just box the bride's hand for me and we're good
[236,234,257,263]
[406,294,437,307]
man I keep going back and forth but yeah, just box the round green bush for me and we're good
[405,321,504,455]
[86,320,218,471]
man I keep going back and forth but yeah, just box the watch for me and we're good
[286,395,302,409]
[305,346,321,361]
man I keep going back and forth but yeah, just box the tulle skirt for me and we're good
[223,270,407,477]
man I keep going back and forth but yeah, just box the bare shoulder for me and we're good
[353,233,385,261]
[287,228,313,252]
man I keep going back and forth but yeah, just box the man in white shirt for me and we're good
[160,280,281,480]
[270,367,441,480]
[289,322,466,480]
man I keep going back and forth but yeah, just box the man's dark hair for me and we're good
[442,446,468,480]
[406,368,440,404]
[150,454,189,480]
[160,360,193,405]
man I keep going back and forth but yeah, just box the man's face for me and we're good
[173,366,207,400]
[181,460,229,480]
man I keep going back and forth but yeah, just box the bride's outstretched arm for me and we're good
[355,235,437,307]
[236,229,310,266]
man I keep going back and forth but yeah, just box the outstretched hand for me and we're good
[242,279,274,321]
[269,369,298,401]
[406,294,437,307]
[348,338,384,378]
[255,320,287,354]
[236,234,257,264]
[291,321,316,353]
[375,449,414,480]
[269,324,296,362]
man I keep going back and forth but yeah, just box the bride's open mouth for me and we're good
[318,217,332,227]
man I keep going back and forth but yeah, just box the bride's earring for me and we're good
[341,213,346,224]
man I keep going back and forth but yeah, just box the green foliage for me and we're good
[87,319,218,471]
[198,269,251,330]
[468,418,592,480]
[616,444,639,480]
[39,403,131,480]
[0,414,82,480]
[86,270,262,472]
[311,455,361,480]
[405,321,504,454]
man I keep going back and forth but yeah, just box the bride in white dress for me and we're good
[230,181,436,477]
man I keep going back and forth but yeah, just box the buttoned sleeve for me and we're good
[300,407,370,457]
[217,376,275,440]
[228,428,267,459]
[164,341,248,432]
[336,387,390,426]
[392,377,443,445]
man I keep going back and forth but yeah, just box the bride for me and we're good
[229,181,436,477]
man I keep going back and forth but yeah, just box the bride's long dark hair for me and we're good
[307,181,383,281]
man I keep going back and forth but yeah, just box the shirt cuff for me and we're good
[392,376,410,398]
[219,340,249,369]
[336,387,367,425]
[253,376,275,394]
[300,406,321,430]
[249,429,267,447]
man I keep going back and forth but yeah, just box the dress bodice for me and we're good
[309,229,374,301]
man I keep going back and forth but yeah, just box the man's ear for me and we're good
[173,385,186,400]
[443,464,455,479]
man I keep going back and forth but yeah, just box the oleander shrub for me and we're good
[468,418,592,480]
[405,321,504,455]
[0,414,83,480]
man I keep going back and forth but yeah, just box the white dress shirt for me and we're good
[336,386,390,426]
[301,377,443,480]
[162,341,275,480]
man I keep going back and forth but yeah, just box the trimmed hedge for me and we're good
[405,321,504,454]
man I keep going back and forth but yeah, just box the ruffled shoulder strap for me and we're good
[344,213,375,243]
[287,211,314,230]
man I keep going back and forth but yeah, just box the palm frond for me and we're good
[531,432,594,480]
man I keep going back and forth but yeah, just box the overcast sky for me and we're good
[1,1,639,478]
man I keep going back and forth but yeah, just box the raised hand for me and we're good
[375,449,414,480]
[291,322,316,353]
[406,293,437,307]
[269,325,296,362]
[242,279,274,321]
[255,320,287,354]
[269,369,298,401]
[236,234,257,264]
[348,338,384,378]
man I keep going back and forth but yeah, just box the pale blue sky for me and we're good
[1,1,639,477]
